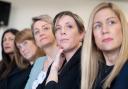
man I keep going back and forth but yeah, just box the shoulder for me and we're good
[120,62,128,75]
[111,62,128,89]
[35,56,47,63]
[33,56,47,67]
[116,62,128,79]
[28,56,47,78]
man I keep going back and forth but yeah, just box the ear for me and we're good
[79,31,85,42]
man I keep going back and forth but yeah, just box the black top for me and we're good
[0,65,32,89]
[44,47,81,89]
[37,47,81,89]
[94,62,128,89]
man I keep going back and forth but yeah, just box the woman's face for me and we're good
[3,32,15,54]
[16,40,37,61]
[55,15,84,52]
[33,20,55,48]
[93,8,122,52]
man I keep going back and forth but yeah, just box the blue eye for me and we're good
[34,30,39,35]
[93,24,102,30]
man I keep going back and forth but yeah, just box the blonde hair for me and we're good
[14,28,45,69]
[31,15,53,33]
[81,2,128,89]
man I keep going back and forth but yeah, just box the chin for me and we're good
[5,51,13,54]
[63,48,71,53]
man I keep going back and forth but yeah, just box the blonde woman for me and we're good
[31,15,58,89]
[81,2,128,89]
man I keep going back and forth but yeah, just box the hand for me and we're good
[51,47,65,72]
[46,46,65,84]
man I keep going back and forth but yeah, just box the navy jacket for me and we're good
[0,65,31,89]
[94,62,128,89]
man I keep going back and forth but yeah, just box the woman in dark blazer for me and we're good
[44,11,85,89]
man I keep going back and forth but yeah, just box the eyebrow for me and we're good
[34,24,49,31]
[56,21,72,27]
[93,16,117,25]
[106,16,117,21]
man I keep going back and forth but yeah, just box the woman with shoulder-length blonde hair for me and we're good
[44,11,85,89]
[81,2,128,89]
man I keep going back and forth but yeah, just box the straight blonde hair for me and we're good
[81,2,128,89]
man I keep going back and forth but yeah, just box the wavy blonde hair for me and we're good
[81,2,128,89]
[14,28,45,69]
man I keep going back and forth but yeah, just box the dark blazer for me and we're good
[44,47,81,89]
[94,62,128,89]
[111,62,128,89]
[0,65,31,89]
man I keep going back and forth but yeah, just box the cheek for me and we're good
[55,33,60,40]
[32,46,37,52]
[20,50,24,56]
[35,36,41,45]
[93,33,102,46]
[35,35,39,42]
[115,26,122,37]
[11,43,15,49]
[114,29,122,44]
[56,38,61,46]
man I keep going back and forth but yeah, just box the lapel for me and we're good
[59,47,81,78]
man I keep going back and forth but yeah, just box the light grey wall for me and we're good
[0,0,128,60]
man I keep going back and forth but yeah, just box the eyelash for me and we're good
[67,25,73,29]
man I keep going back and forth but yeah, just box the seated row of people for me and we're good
[0,2,128,89]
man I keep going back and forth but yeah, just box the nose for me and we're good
[61,27,66,35]
[102,24,109,34]
[20,46,26,53]
[39,30,45,37]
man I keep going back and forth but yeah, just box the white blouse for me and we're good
[32,71,46,89]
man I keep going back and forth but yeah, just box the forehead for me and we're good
[56,15,75,25]
[34,20,50,27]
[16,40,33,45]
[94,8,118,21]
[4,32,15,38]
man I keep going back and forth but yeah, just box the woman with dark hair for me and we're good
[0,28,19,80]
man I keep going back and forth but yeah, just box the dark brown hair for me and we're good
[0,28,19,80]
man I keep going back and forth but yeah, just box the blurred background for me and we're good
[0,0,128,60]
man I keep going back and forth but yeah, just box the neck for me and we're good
[43,42,57,61]
[103,48,120,66]
[9,53,14,61]
[65,44,81,62]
